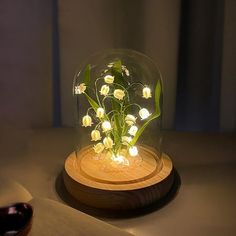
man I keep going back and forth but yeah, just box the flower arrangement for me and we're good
[74,60,161,165]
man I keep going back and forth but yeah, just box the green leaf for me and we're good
[84,93,99,111]
[83,64,91,85]
[111,60,128,87]
[154,80,161,115]
[130,80,161,146]
[112,60,122,73]
[130,113,159,145]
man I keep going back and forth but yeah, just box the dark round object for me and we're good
[0,203,33,236]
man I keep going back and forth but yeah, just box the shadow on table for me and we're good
[55,169,181,219]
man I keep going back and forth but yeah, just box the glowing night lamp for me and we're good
[63,49,174,211]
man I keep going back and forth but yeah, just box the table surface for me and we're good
[0,127,236,236]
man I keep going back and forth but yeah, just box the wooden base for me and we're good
[63,146,174,210]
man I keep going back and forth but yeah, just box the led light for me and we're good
[100,85,110,96]
[104,75,114,84]
[129,146,138,157]
[82,115,93,127]
[142,87,152,99]
[103,137,114,149]
[75,83,86,94]
[91,130,101,141]
[122,136,132,145]
[96,107,105,119]
[114,89,125,100]
[101,121,112,132]
[93,142,104,153]
[139,108,151,120]
[125,114,136,126]
[128,125,138,136]
[111,155,129,166]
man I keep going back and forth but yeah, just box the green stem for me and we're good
[123,103,141,113]
[95,78,103,107]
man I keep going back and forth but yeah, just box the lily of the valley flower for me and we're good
[124,68,130,76]
[103,137,114,149]
[139,108,151,120]
[100,85,110,96]
[75,83,86,94]
[122,65,130,76]
[114,89,125,100]
[101,120,112,132]
[142,87,152,99]
[91,130,101,141]
[122,136,132,146]
[82,115,93,127]
[125,114,136,126]
[107,63,114,68]
[104,75,114,84]
[129,146,138,157]
[128,125,138,136]
[96,107,105,119]
[93,142,105,153]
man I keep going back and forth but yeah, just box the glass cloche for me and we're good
[73,49,163,174]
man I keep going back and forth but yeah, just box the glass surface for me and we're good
[73,49,163,171]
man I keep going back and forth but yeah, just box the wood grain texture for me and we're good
[63,146,174,210]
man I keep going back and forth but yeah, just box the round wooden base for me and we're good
[63,146,174,210]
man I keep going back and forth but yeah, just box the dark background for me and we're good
[0,0,235,131]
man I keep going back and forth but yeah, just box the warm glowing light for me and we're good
[107,63,114,68]
[139,108,151,120]
[96,107,105,119]
[142,86,152,99]
[114,89,125,100]
[121,65,130,76]
[102,121,112,132]
[122,136,132,145]
[129,146,138,157]
[75,83,86,94]
[128,125,138,136]
[103,137,114,149]
[82,115,93,127]
[91,130,101,141]
[111,155,129,166]
[93,142,104,153]
[77,60,162,159]
[104,75,114,84]
[125,114,136,126]
[100,85,110,96]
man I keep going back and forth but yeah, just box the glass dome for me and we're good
[73,49,163,174]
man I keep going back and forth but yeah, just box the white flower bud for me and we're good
[96,107,105,119]
[100,85,110,96]
[125,114,136,126]
[104,75,114,84]
[103,137,114,149]
[93,142,105,154]
[91,130,101,141]
[122,136,132,146]
[113,89,125,100]
[129,146,138,157]
[142,87,152,99]
[82,115,93,127]
[128,125,138,136]
[75,83,86,94]
[101,120,112,132]
[107,63,114,68]
[139,108,151,120]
